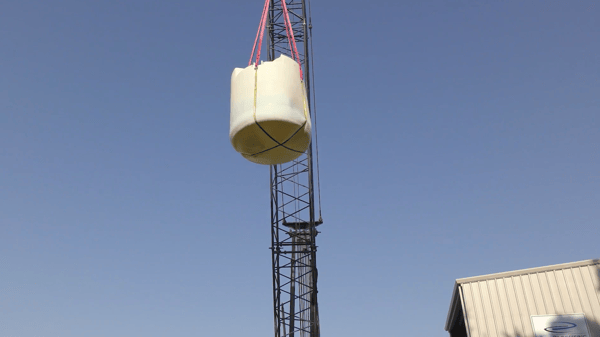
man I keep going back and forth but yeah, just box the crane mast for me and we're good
[267,1,321,336]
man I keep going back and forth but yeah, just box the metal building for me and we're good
[446,259,600,337]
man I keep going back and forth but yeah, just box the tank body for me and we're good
[230,55,311,165]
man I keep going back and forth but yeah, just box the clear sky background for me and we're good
[1,1,598,336]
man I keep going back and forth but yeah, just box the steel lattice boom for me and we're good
[267,1,322,337]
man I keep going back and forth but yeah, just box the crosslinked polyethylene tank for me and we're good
[230,55,311,165]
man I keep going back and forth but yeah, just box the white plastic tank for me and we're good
[230,54,311,165]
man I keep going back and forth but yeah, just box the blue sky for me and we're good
[1,1,598,336]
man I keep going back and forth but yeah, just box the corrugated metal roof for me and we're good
[446,259,600,337]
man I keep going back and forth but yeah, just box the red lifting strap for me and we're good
[248,0,271,68]
[248,0,303,80]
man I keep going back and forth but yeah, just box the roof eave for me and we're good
[445,281,461,332]
[456,258,600,285]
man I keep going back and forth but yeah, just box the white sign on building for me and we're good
[531,314,591,337]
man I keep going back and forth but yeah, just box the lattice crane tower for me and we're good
[266,1,322,336]
[229,0,322,335]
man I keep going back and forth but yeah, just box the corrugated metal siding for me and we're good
[460,262,600,337]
